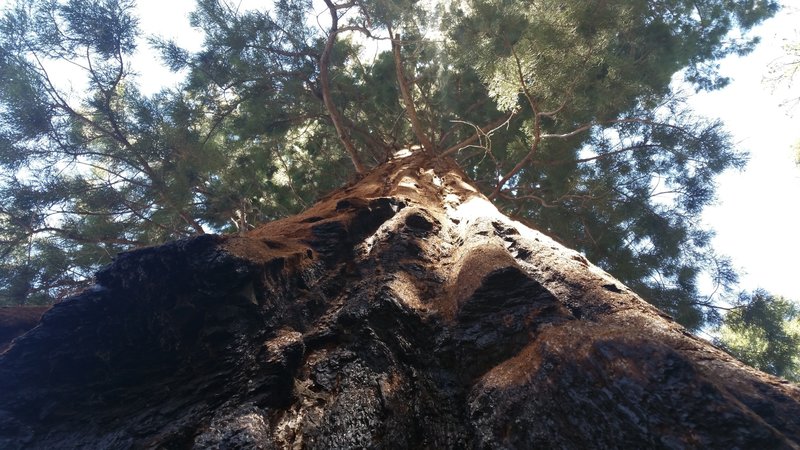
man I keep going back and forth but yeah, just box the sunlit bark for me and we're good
[1,153,797,448]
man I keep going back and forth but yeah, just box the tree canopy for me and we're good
[0,0,780,331]
[717,290,800,381]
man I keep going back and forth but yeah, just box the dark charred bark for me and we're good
[0,154,798,449]
[0,306,49,353]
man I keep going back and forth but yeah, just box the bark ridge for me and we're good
[1,153,798,449]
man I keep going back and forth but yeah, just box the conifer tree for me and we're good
[0,0,779,333]
[717,290,800,381]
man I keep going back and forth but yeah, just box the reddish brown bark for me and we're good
[0,154,798,448]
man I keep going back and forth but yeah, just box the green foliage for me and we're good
[0,0,214,304]
[716,290,800,381]
[442,0,768,329]
[0,0,779,330]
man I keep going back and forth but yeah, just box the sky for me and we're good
[690,6,800,301]
[4,0,799,302]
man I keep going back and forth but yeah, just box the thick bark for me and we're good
[0,153,798,449]
[0,307,49,353]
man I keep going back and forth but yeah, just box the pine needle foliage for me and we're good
[0,0,779,333]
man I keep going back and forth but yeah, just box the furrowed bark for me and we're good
[0,153,798,449]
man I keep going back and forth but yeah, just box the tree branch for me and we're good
[437,97,490,145]
[489,44,542,199]
[440,113,515,157]
[389,28,434,153]
[320,0,366,173]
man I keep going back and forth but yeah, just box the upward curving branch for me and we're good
[320,0,367,174]
[489,44,543,200]
[389,28,435,153]
[440,113,516,157]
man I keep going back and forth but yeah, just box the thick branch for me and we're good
[490,45,541,199]
[390,29,434,153]
[320,0,366,173]
[539,123,594,140]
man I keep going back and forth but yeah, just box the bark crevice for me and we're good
[0,153,798,449]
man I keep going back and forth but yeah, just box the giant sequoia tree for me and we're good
[2,0,800,447]
[0,0,775,329]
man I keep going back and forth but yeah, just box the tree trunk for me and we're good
[0,306,49,353]
[1,153,798,449]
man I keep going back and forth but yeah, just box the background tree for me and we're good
[0,0,220,304]
[0,0,779,335]
[716,289,800,381]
